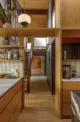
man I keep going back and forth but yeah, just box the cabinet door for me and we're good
[62,103,72,117]
[62,91,71,103]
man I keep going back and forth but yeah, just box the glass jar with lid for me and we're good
[8,50,13,59]
[13,50,19,60]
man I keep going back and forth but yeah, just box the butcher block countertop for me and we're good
[0,78,22,97]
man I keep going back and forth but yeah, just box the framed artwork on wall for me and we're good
[32,58,41,69]
[31,56,45,75]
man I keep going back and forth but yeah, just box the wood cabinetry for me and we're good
[0,78,24,122]
[62,90,71,103]
[62,103,72,117]
[61,90,72,118]
[61,81,80,118]
[55,0,80,118]
[62,43,80,60]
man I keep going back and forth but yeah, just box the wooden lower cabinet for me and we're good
[0,78,24,122]
[0,81,22,113]
[62,103,72,117]
[9,100,22,122]
[62,90,71,103]
[62,90,72,118]
[61,81,80,118]
[0,88,22,122]
[63,82,80,90]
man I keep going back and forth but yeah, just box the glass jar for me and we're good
[13,50,19,60]
[5,49,8,59]
[8,50,12,59]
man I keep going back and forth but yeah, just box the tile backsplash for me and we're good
[0,61,23,77]
[63,61,80,77]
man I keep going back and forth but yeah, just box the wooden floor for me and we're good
[17,80,71,122]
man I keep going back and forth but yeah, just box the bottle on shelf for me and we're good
[8,50,13,60]
[64,50,67,60]
[15,69,19,78]
[13,50,19,60]
[5,49,8,59]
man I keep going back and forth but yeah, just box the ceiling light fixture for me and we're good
[18,13,31,27]
[18,0,31,27]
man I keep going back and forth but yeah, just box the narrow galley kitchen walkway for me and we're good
[17,77,71,122]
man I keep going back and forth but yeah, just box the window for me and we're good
[27,43,31,49]
[34,38,47,47]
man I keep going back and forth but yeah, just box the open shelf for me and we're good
[0,45,23,49]
[0,60,23,62]
[0,28,60,37]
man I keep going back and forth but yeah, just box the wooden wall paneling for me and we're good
[61,0,80,29]
[55,0,61,28]
[55,0,62,118]
[18,0,48,10]
[27,15,47,28]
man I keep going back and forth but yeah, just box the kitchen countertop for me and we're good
[63,78,80,82]
[0,78,22,97]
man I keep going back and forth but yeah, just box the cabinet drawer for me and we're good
[0,88,22,122]
[0,80,22,113]
[62,103,72,117]
[62,82,80,90]
[62,91,71,103]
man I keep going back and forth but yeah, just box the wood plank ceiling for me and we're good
[18,0,48,28]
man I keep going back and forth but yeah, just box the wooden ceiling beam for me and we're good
[0,28,60,37]
[24,9,48,15]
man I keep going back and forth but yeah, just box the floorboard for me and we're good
[17,79,71,122]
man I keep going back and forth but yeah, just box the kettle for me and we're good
[63,64,71,79]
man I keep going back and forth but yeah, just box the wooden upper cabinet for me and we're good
[61,0,80,29]
[18,0,48,10]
